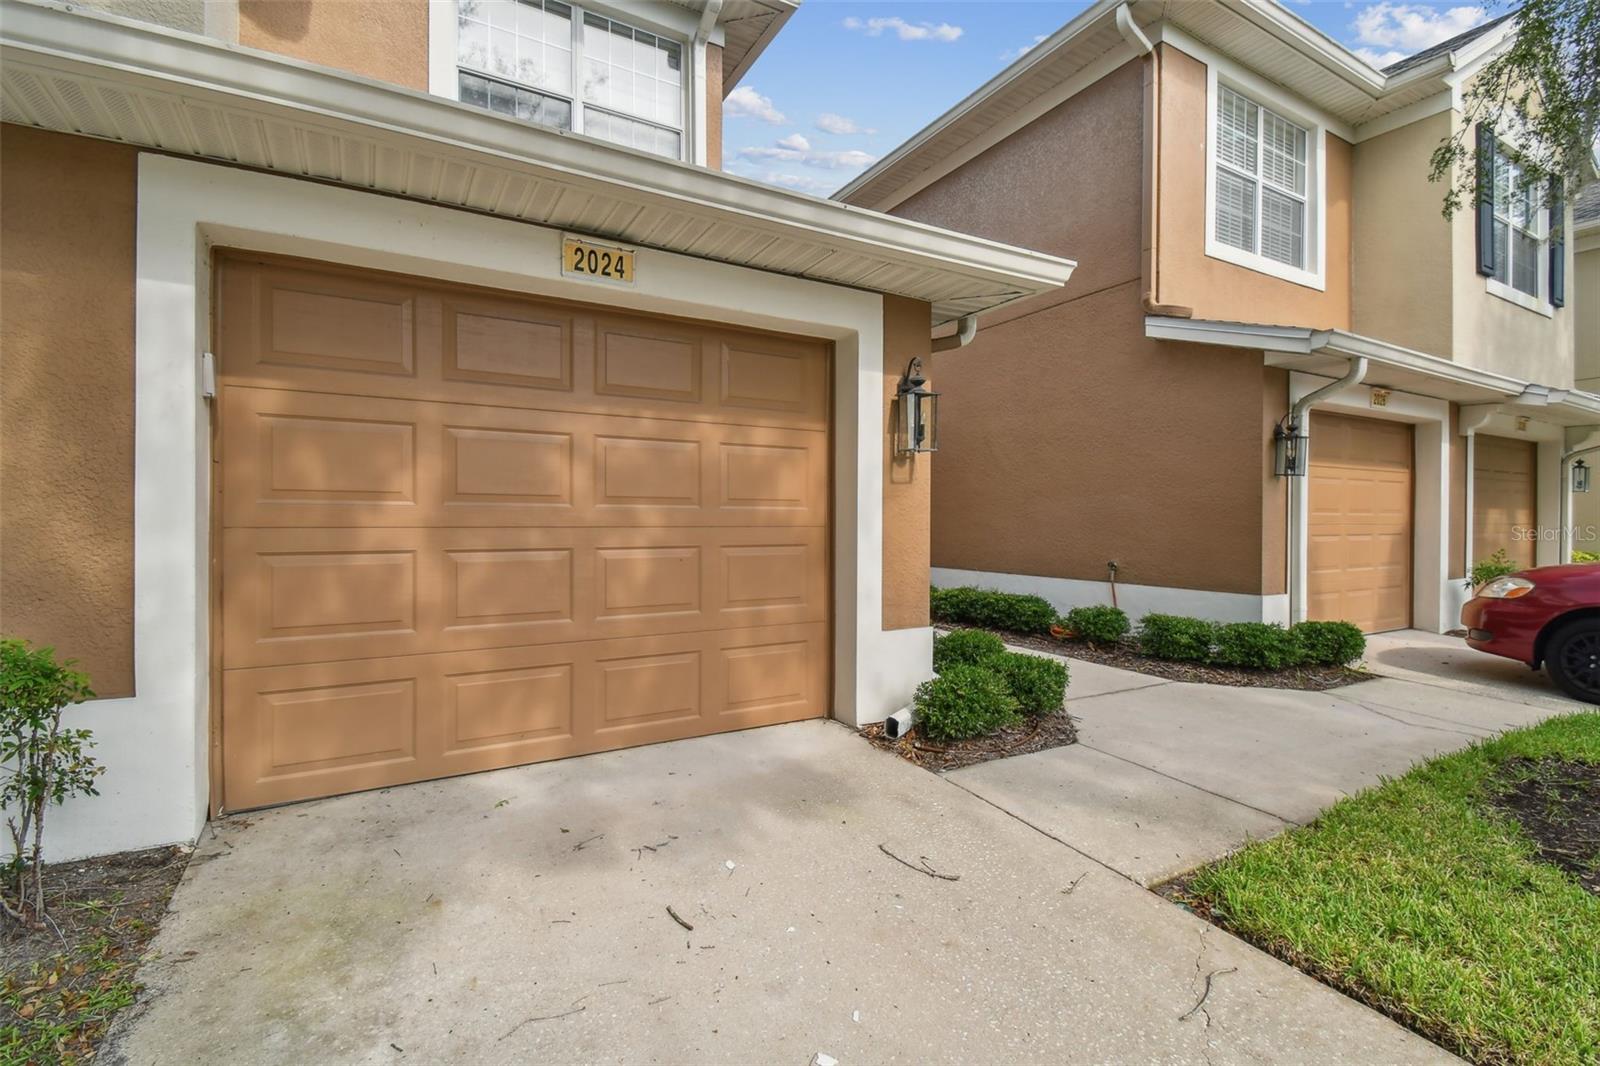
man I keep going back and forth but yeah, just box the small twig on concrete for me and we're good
[878,842,960,881]
[572,834,604,852]
[666,905,694,931]
[1178,967,1237,1022]
[499,1005,586,1040]
[1061,872,1089,895]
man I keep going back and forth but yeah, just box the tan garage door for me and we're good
[1473,435,1537,571]
[1307,412,1413,633]
[215,254,830,810]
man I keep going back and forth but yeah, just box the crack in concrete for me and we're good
[1078,744,1301,827]
[1331,695,1488,739]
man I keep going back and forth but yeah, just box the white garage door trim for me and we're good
[44,152,931,860]
[1288,372,1454,633]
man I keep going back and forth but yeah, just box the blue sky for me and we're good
[721,1,1502,195]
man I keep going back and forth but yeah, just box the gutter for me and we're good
[931,315,978,353]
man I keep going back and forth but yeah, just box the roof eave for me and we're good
[722,0,798,94]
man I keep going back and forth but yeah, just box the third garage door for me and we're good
[1308,411,1413,633]
[216,254,831,810]
[1473,435,1537,571]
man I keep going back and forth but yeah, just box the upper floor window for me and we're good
[1204,75,1326,291]
[1487,142,1550,308]
[456,0,684,160]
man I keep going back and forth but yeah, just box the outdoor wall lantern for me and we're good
[1574,459,1591,493]
[895,357,940,455]
[1273,419,1308,477]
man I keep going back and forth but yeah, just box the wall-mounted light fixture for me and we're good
[1273,419,1307,477]
[894,357,939,455]
[1574,459,1591,493]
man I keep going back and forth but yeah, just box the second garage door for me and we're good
[216,254,831,810]
[1308,411,1413,633]
[1473,435,1537,571]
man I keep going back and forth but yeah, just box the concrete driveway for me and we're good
[107,715,1455,1065]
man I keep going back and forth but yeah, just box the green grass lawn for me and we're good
[1183,712,1600,1065]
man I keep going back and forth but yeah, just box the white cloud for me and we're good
[777,132,812,151]
[842,15,964,42]
[1002,34,1047,61]
[1349,3,1488,61]
[725,85,787,125]
[815,112,877,136]
[737,140,878,170]
[755,172,839,195]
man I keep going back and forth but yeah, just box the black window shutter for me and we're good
[1549,177,1565,307]
[1475,123,1496,277]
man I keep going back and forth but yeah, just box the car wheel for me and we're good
[1544,619,1600,705]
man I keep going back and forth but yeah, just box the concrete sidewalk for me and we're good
[948,638,1582,886]
[106,720,1451,1065]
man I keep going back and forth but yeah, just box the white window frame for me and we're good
[429,0,694,163]
[1203,59,1328,291]
[1484,139,1553,317]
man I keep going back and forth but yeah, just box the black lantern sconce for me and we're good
[895,357,940,455]
[1273,419,1308,477]
[1574,459,1591,494]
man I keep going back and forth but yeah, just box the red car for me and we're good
[1462,563,1600,703]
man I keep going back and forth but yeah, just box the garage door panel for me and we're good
[224,386,825,529]
[1308,412,1413,633]
[219,257,826,431]
[219,255,829,811]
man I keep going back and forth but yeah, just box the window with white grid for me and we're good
[1489,143,1548,301]
[1213,85,1309,272]
[456,0,685,160]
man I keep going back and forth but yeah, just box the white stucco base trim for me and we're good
[45,153,918,860]
[931,567,1291,626]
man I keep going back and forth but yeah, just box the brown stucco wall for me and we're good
[1450,404,1466,579]
[1154,45,1352,329]
[1,125,138,696]
[239,0,428,89]
[883,295,933,630]
[706,42,723,170]
[1261,368,1290,595]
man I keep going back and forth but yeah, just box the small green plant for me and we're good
[1212,622,1302,670]
[1063,604,1130,644]
[1291,621,1366,667]
[932,628,1005,673]
[990,651,1069,715]
[1467,548,1520,591]
[1572,549,1599,563]
[1137,614,1216,662]
[913,664,1020,740]
[2,639,99,927]
[929,586,1057,634]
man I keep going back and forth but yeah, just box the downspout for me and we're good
[1288,357,1369,622]
[691,0,723,167]
[931,314,977,353]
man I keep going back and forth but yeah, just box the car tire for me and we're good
[1543,618,1600,705]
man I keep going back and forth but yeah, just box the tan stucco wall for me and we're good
[1,125,138,697]
[1262,368,1289,595]
[882,295,933,630]
[1450,405,1466,579]
[1351,110,1454,354]
[894,53,1271,596]
[239,0,428,90]
[1154,45,1352,329]
[706,42,723,170]
[1575,244,1600,391]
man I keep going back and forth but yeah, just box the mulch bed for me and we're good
[861,710,1078,772]
[3,845,191,1063]
[1489,757,1600,895]
[971,628,1373,692]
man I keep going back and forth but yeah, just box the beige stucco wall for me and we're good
[893,59,1274,596]
[1576,243,1600,391]
[239,0,428,90]
[706,42,724,170]
[78,0,209,34]
[1351,110,1455,354]
[1154,45,1352,330]
[882,296,933,630]
[1,125,138,697]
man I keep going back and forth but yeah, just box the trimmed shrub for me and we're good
[929,585,1057,635]
[1063,604,1130,644]
[1290,620,1366,667]
[1467,548,1519,590]
[1138,614,1217,662]
[1213,622,1301,670]
[991,651,1069,715]
[932,628,1005,673]
[914,664,1021,740]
